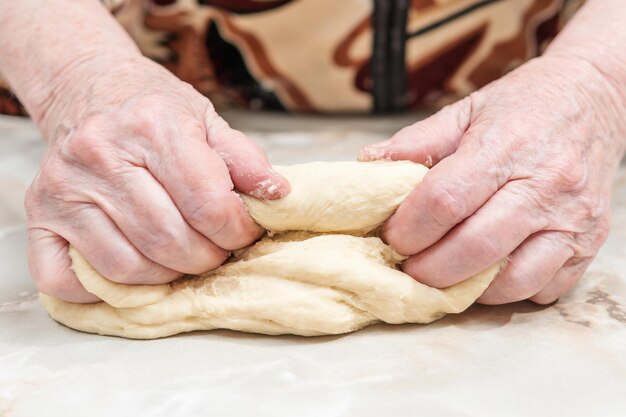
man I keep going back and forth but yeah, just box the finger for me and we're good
[358,97,471,166]
[529,256,592,305]
[60,204,182,285]
[149,120,263,250]
[206,117,290,200]
[402,183,546,288]
[382,141,511,256]
[477,232,573,304]
[28,228,99,303]
[91,166,229,274]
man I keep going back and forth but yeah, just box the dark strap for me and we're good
[372,0,409,113]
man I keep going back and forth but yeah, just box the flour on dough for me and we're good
[40,161,502,338]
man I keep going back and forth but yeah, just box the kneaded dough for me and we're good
[40,161,502,338]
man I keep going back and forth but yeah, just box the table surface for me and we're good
[1,111,625,417]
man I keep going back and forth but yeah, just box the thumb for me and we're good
[206,115,290,200]
[28,228,100,303]
[358,96,472,166]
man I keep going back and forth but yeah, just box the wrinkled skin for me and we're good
[360,56,626,305]
[25,56,290,303]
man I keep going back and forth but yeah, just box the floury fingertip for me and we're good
[250,177,286,200]
[357,145,388,161]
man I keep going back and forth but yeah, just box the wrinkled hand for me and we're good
[26,56,289,303]
[360,56,626,304]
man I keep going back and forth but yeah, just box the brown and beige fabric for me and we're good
[0,0,584,116]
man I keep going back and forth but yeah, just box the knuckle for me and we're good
[137,226,188,260]
[60,118,116,172]
[97,251,135,281]
[30,261,69,297]
[555,203,610,257]
[206,115,234,144]
[545,151,588,192]
[39,164,67,191]
[569,215,612,257]
[466,236,500,263]
[567,256,593,275]
[594,217,611,247]
[530,293,558,305]
[186,195,231,237]
[128,109,159,139]
[486,280,514,302]
[511,278,542,301]
[428,186,467,226]
[124,94,202,139]
[583,192,608,223]
[103,254,153,284]
[494,275,538,303]
[24,182,41,213]
[33,273,64,297]
[129,210,191,261]
[203,95,216,115]
[24,165,68,218]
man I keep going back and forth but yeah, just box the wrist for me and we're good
[0,0,145,136]
[38,53,151,141]
[543,47,626,105]
[539,0,626,155]
[536,54,626,155]
[543,0,626,102]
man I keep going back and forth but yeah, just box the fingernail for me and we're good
[358,145,386,161]
[250,177,287,200]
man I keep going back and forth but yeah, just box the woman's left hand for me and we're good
[359,56,626,304]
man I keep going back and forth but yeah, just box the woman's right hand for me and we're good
[25,56,289,303]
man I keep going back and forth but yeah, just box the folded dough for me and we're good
[40,161,501,338]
